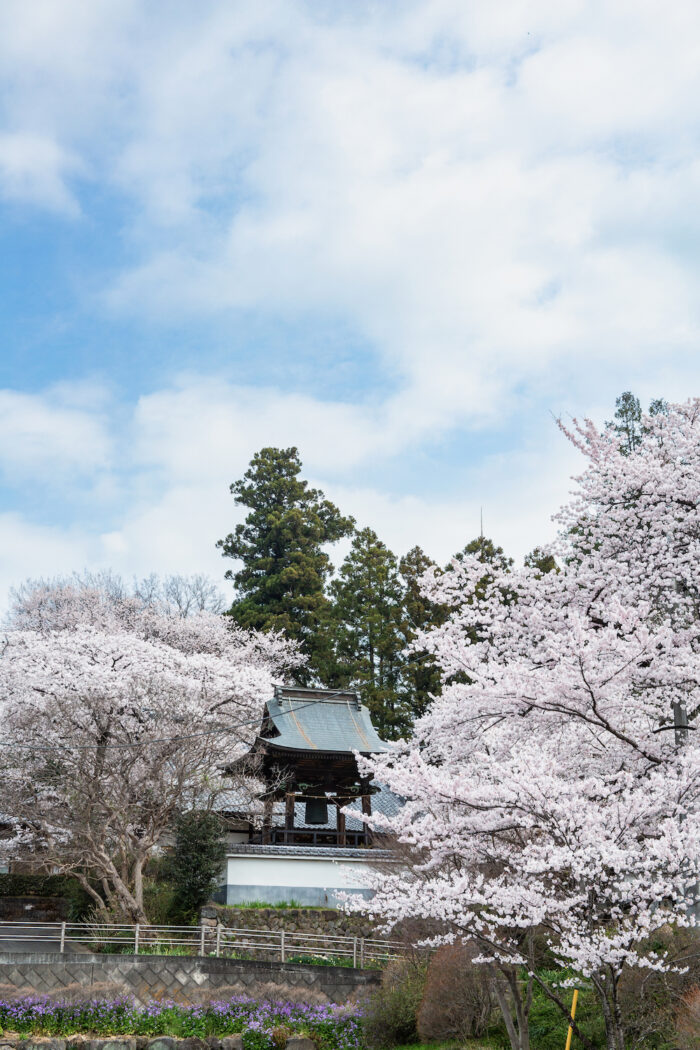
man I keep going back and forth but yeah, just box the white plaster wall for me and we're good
[225,855,373,891]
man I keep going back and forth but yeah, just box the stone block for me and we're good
[284,1039,316,1050]
[87,1041,137,1050]
[147,1039,176,1050]
[24,1042,67,1050]
[220,1037,243,1050]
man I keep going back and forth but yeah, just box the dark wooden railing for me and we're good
[250,828,370,847]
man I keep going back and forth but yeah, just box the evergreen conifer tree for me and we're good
[607,391,644,455]
[399,546,447,721]
[328,527,410,739]
[606,391,668,455]
[166,811,226,923]
[217,447,354,682]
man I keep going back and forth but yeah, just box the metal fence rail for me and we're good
[0,920,403,968]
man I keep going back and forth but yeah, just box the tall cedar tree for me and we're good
[399,546,448,720]
[328,527,410,739]
[607,390,668,455]
[217,447,354,683]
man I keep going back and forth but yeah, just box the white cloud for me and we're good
[2,2,700,605]
[1,2,699,426]
[0,388,111,481]
[0,513,96,615]
[84,1,700,433]
[0,133,82,214]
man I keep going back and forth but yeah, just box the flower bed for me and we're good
[0,995,363,1050]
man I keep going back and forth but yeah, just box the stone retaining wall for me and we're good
[0,1037,315,1050]
[201,905,376,940]
[0,952,379,1006]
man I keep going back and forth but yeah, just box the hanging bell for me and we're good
[304,796,328,825]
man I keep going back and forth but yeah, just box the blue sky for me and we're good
[2,0,700,605]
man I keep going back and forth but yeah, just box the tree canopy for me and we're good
[0,576,295,922]
[327,527,411,738]
[355,399,700,1050]
[217,446,354,682]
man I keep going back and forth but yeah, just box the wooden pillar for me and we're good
[361,789,372,844]
[285,792,295,844]
[336,801,346,846]
[262,795,273,844]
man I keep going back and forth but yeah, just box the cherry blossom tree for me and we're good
[356,400,700,1050]
[0,577,298,922]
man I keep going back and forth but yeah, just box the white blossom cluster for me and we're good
[0,579,298,920]
[354,400,700,1039]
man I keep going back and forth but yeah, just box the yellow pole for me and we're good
[564,989,579,1050]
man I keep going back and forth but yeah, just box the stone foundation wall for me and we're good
[201,905,376,940]
[0,952,379,1006]
[0,1037,316,1050]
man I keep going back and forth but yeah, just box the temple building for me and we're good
[217,685,401,906]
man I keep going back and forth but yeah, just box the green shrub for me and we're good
[525,980,604,1050]
[164,811,226,924]
[143,877,179,925]
[362,957,428,1049]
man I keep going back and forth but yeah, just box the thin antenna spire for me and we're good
[480,506,484,540]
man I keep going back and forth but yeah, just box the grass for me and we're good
[93,941,379,969]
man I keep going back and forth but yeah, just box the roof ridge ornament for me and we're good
[273,684,362,709]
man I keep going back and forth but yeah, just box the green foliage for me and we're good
[525,978,605,1050]
[608,390,644,455]
[142,877,179,925]
[452,535,514,575]
[0,873,92,919]
[524,547,559,576]
[0,994,362,1050]
[217,446,354,682]
[606,390,668,456]
[164,810,226,923]
[328,527,411,738]
[216,447,526,737]
[399,546,447,722]
[362,957,429,1048]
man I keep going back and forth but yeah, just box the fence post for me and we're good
[134,923,140,955]
[200,923,206,956]
[359,937,364,969]
[280,929,285,963]
[353,936,357,968]
[59,922,66,954]
[216,923,221,958]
